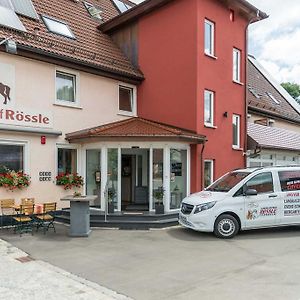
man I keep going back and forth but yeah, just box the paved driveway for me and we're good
[1,224,300,300]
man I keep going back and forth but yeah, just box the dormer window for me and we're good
[266,92,280,105]
[248,86,261,99]
[11,0,39,20]
[42,15,75,39]
[84,2,102,20]
[0,6,26,32]
[112,0,132,13]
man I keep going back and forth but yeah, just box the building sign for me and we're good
[171,162,182,176]
[39,171,52,182]
[0,108,53,128]
[0,62,53,128]
[0,62,15,107]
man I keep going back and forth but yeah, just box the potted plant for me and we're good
[107,187,116,213]
[0,166,30,191]
[154,186,165,214]
[56,173,84,192]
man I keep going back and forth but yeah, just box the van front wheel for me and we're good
[214,214,239,239]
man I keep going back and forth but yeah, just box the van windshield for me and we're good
[206,171,250,192]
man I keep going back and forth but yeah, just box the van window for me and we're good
[206,171,250,192]
[279,170,300,191]
[245,172,274,194]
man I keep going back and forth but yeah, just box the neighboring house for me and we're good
[247,55,300,167]
[0,0,266,214]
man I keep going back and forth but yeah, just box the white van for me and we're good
[179,166,300,238]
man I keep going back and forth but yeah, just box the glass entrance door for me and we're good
[121,149,149,211]
[86,149,101,207]
[107,148,119,210]
[170,149,187,209]
[152,149,164,211]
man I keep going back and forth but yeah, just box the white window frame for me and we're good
[204,160,214,188]
[55,143,80,176]
[54,67,81,108]
[204,90,214,127]
[233,48,241,83]
[118,82,137,117]
[204,19,215,57]
[0,139,29,174]
[232,114,241,149]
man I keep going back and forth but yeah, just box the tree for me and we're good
[281,82,300,104]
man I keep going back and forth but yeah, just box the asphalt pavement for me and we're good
[1,223,300,300]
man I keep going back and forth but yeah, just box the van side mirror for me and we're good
[245,189,258,196]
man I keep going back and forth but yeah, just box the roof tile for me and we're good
[248,59,300,123]
[248,123,300,151]
[0,0,143,80]
[66,117,206,143]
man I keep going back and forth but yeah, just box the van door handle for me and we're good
[269,194,278,198]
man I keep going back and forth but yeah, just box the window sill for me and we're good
[204,53,218,60]
[118,111,137,117]
[232,146,243,151]
[232,80,244,86]
[204,124,217,129]
[54,102,82,109]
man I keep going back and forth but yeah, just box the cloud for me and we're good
[248,0,300,84]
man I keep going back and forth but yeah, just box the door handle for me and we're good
[269,194,278,198]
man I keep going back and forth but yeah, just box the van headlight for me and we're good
[194,201,216,214]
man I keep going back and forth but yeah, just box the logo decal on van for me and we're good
[247,206,277,220]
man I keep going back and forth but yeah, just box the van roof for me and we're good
[233,165,300,173]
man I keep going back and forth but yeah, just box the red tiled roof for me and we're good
[248,57,300,124]
[248,123,300,151]
[0,0,143,81]
[66,117,206,143]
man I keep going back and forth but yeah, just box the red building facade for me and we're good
[102,0,266,193]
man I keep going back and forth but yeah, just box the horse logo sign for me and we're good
[0,82,11,105]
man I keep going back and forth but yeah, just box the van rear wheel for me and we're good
[214,214,239,239]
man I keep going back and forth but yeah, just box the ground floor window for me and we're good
[0,143,24,172]
[57,148,77,174]
[204,160,214,188]
[248,152,299,167]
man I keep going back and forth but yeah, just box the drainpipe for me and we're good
[200,140,206,191]
[244,11,260,167]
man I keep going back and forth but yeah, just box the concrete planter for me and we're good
[108,202,115,214]
[155,203,164,214]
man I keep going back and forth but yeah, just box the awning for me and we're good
[248,123,300,152]
[66,117,206,144]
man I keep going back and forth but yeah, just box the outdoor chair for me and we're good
[0,199,16,229]
[13,204,35,236]
[35,202,57,234]
[21,198,35,205]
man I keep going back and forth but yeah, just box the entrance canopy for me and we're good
[66,117,206,144]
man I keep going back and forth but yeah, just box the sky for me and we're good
[130,0,300,85]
